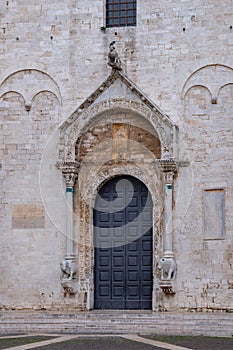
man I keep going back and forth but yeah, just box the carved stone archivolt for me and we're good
[60,99,176,163]
[59,69,178,164]
[76,162,164,308]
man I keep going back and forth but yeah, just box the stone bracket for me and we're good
[61,280,79,297]
[159,282,176,295]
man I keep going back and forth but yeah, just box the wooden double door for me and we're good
[94,175,153,310]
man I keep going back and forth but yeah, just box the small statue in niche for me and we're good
[158,257,176,281]
[108,41,122,70]
[60,259,78,280]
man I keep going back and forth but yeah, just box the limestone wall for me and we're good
[0,0,232,310]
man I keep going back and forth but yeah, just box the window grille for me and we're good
[106,0,137,28]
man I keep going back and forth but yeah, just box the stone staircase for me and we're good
[0,311,232,337]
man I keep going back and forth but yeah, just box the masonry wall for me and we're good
[0,0,232,310]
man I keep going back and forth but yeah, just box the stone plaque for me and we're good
[204,189,225,239]
[12,204,45,229]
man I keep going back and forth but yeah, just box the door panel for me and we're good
[94,175,153,310]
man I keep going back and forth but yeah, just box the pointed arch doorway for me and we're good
[94,175,153,310]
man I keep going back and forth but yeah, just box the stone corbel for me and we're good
[61,280,79,297]
[159,282,176,295]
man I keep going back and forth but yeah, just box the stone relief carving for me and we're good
[0,69,61,111]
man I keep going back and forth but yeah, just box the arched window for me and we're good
[106,0,137,28]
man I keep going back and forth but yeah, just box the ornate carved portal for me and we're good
[58,69,183,309]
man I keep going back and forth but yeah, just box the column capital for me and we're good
[164,171,174,185]
[62,161,80,188]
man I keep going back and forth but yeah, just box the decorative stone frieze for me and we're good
[158,158,179,174]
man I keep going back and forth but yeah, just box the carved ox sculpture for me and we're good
[60,259,78,281]
[158,257,176,281]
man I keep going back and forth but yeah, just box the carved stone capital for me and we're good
[62,161,80,188]
[164,171,174,185]
[158,158,178,185]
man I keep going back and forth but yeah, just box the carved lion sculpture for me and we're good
[158,257,176,281]
[60,259,78,280]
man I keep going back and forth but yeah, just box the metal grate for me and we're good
[106,0,137,27]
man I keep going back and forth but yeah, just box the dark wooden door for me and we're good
[94,175,153,310]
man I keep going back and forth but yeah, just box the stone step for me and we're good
[0,311,232,337]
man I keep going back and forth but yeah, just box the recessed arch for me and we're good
[182,64,233,101]
[75,110,162,163]
[183,85,212,101]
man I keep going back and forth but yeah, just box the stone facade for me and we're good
[0,1,232,311]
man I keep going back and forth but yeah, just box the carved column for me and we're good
[163,171,174,256]
[60,161,80,295]
[158,159,177,292]
[62,161,80,259]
